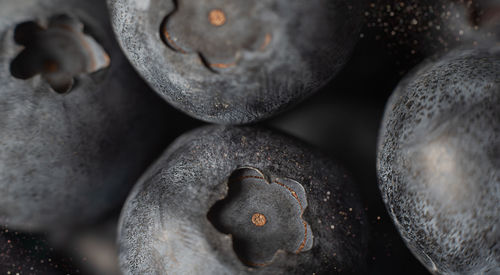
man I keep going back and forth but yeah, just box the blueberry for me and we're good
[118,126,368,274]
[0,0,170,231]
[107,0,365,124]
[377,46,500,274]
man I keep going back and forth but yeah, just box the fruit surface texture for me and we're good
[118,126,368,274]
[377,46,500,274]
[107,0,364,124]
[0,0,169,231]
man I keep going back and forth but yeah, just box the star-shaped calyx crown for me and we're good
[10,14,109,93]
[161,0,273,72]
[208,167,313,267]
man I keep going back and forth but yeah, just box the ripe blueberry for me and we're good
[377,46,500,274]
[118,126,368,274]
[107,0,365,124]
[0,0,170,231]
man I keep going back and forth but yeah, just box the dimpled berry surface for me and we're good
[377,46,500,274]
[118,125,368,274]
[0,0,170,231]
[107,0,364,124]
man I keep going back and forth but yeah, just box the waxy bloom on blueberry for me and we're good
[108,0,365,124]
[0,0,170,232]
[377,46,500,274]
[118,126,368,274]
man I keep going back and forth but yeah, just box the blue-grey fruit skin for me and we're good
[0,0,170,232]
[377,46,500,274]
[107,0,365,125]
[118,125,368,274]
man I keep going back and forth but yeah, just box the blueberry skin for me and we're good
[377,47,500,274]
[107,0,364,124]
[0,0,170,231]
[118,126,368,274]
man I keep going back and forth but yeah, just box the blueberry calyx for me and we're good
[161,0,272,72]
[10,14,109,93]
[208,167,313,267]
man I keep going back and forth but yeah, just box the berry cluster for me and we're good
[0,0,498,274]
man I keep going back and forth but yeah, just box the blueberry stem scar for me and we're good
[159,0,272,72]
[9,15,109,94]
[208,167,313,267]
[208,9,226,27]
[251,213,267,227]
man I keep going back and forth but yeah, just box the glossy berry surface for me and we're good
[118,126,368,274]
[377,46,500,274]
[107,0,364,124]
[0,0,170,231]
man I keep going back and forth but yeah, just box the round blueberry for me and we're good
[107,0,365,124]
[118,125,368,274]
[0,0,170,231]
[377,46,500,274]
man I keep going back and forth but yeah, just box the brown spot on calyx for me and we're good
[296,220,308,253]
[163,29,187,54]
[58,23,101,71]
[241,259,270,267]
[209,9,227,27]
[274,180,309,253]
[43,60,59,73]
[260,33,272,51]
[275,180,303,211]
[210,61,237,69]
[251,213,267,227]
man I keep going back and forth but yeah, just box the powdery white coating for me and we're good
[118,126,368,274]
[377,46,500,274]
[0,0,170,232]
[107,0,364,124]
